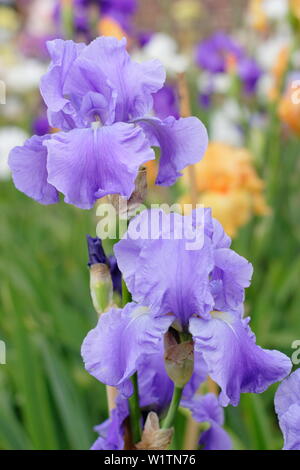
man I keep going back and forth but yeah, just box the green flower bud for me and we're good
[164,330,194,388]
[90,263,113,315]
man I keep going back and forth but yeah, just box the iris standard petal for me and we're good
[136,116,208,186]
[77,36,166,121]
[81,303,174,396]
[40,39,85,114]
[190,312,292,406]
[45,123,154,209]
[63,56,117,125]
[8,134,59,205]
[114,209,214,326]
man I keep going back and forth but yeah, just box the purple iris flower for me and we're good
[9,37,208,209]
[87,235,122,296]
[53,0,92,37]
[196,33,243,74]
[275,369,300,450]
[82,208,291,406]
[54,0,137,36]
[238,57,262,95]
[88,339,231,450]
[195,32,261,95]
[101,0,137,30]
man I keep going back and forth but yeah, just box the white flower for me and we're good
[262,0,288,21]
[256,32,291,70]
[5,59,47,93]
[133,33,189,75]
[256,73,274,100]
[26,0,56,36]
[210,100,245,147]
[197,72,231,95]
[0,127,28,180]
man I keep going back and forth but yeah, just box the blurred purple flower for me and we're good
[198,91,213,110]
[9,37,208,209]
[101,0,137,30]
[275,369,300,450]
[54,0,137,36]
[196,33,243,74]
[238,57,262,95]
[195,32,261,95]
[137,31,153,48]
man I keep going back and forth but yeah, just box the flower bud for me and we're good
[86,235,113,314]
[89,263,113,314]
[164,330,194,388]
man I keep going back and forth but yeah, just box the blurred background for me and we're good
[0,0,300,450]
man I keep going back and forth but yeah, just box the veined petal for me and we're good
[76,36,166,121]
[64,56,117,125]
[190,312,292,406]
[40,39,85,114]
[81,303,174,396]
[275,369,300,450]
[8,135,59,205]
[136,116,208,186]
[211,248,253,312]
[277,405,300,450]
[45,123,154,209]
[275,369,300,417]
[114,209,214,326]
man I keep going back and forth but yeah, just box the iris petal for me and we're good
[136,116,208,186]
[8,135,59,205]
[190,312,292,406]
[45,123,154,209]
[81,303,174,396]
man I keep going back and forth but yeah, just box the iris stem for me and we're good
[61,0,74,39]
[162,386,183,429]
[128,372,142,444]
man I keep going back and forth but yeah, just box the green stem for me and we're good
[162,386,183,429]
[128,373,142,444]
[61,1,74,39]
